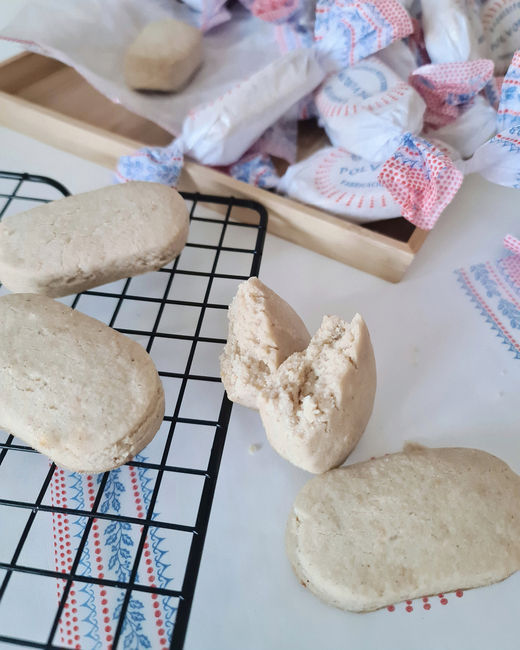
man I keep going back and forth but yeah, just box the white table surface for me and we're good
[0,4,519,649]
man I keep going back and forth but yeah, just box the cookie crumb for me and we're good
[248,443,261,455]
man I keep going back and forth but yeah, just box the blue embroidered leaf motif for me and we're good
[498,298,520,328]
[119,597,153,649]
[101,471,135,581]
[470,263,500,297]
[105,522,117,535]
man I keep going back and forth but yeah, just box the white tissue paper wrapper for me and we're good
[181,48,324,165]
[314,56,426,163]
[424,95,497,159]
[421,0,484,63]
[278,146,402,221]
[376,39,419,80]
[117,49,324,183]
[481,0,520,74]
[0,0,282,136]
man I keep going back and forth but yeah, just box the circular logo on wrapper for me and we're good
[280,147,401,221]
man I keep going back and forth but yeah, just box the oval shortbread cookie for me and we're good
[286,445,520,612]
[258,314,376,473]
[0,182,189,298]
[0,294,165,473]
[220,277,310,410]
[125,19,203,92]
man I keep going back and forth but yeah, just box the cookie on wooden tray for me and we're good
[286,445,520,612]
[220,277,311,410]
[0,294,165,473]
[0,182,189,297]
[125,19,203,92]
[258,314,376,473]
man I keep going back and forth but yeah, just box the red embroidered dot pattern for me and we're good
[48,467,173,647]
[378,135,464,230]
[386,591,464,614]
[410,60,494,128]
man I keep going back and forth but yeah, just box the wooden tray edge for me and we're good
[0,52,423,282]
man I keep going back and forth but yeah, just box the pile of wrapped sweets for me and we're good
[117,0,520,231]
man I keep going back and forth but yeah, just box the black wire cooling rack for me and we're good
[0,171,267,650]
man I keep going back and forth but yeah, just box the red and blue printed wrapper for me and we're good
[404,16,431,68]
[277,146,402,220]
[314,0,413,72]
[465,51,520,187]
[238,0,308,24]
[315,56,426,163]
[421,0,485,64]
[275,22,315,53]
[484,75,505,109]
[227,153,281,188]
[50,460,176,649]
[424,95,497,159]
[409,59,494,128]
[504,233,520,255]
[117,140,184,186]
[482,0,520,74]
[378,133,464,229]
[496,51,520,131]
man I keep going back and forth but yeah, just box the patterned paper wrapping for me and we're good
[465,51,520,187]
[482,0,520,74]
[314,0,413,70]
[424,95,497,159]
[455,248,520,360]
[409,59,494,128]
[49,457,176,649]
[278,146,403,220]
[315,55,426,162]
[378,133,464,229]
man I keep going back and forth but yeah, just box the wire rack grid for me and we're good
[0,171,267,650]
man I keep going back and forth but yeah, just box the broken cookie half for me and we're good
[220,277,311,410]
[258,314,376,473]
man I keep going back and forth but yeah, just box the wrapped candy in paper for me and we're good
[420,0,484,63]
[424,95,497,159]
[278,133,463,228]
[465,51,520,187]
[314,0,413,71]
[181,49,323,165]
[315,56,426,163]
[277,147,402,220]
[409,59,494,128]
[378,133,464,229]
[482,0,520,74]
[118,48,324,183]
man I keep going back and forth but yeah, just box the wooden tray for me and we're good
[0,51,428,282]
